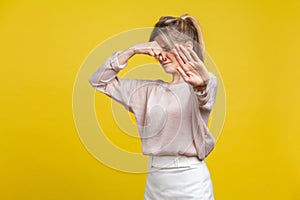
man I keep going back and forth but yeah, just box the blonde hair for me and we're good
[149,14,205,62]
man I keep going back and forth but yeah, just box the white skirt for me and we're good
[144,156,214,200]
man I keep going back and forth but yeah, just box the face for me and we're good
[153,35,180,74]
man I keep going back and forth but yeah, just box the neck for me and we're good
[170,73,185,85]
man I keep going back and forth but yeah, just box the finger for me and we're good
[187,61,197,69]
[187,48,209,75]
[173,47,187,69]
[158,53,163,61]
[175,44,188,64]
[193,61,209,76]
[151,45,162,57]
[150,41,163,55]
[177,66,190,81]
[152,48,162,56]
[174,52,194,74]
[193,64,210,83]
[150,40,159,48]
[148,49,155,56]
[184,61,199,74]
[193,66,210,84]
[187,47,202,63]
[179,45,193,61]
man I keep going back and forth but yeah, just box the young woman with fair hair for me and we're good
[89,14,218,199]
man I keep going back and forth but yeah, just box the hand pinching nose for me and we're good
[159,54,163,61]
[159,53,167,61]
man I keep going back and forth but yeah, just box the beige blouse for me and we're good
[89,51,218,160]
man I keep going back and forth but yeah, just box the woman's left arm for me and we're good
[173,44,218,112]
[194,72,218,112]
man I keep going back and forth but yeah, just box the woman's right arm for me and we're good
[88,41,162,111]
[88,48,134,89]
[88,41,162,88]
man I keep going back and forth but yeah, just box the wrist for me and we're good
[193,84,207,92]
[117,48,135,66]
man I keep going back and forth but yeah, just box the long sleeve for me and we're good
[88,51,143,112]
[193,72,218,124]
[88,51,127,85]
[190,72,218,160]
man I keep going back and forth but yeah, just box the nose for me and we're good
[158,52,167,62]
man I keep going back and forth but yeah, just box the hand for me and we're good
[173,44,210,88]
[117,41,163,66]
[129,41,163,57]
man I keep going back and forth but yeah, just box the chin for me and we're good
[162,64,177,74]
[163,68,177,74]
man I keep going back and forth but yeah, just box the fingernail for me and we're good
[159,54,163,61]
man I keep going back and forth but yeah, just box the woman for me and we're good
[89,14,218,200]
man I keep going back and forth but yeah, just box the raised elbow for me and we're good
[88,76,98,88]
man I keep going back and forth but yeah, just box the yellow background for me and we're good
[1,0,300,199]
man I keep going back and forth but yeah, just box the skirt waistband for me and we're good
[149,155,204,169]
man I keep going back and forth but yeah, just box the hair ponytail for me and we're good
[180,14,205,61]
